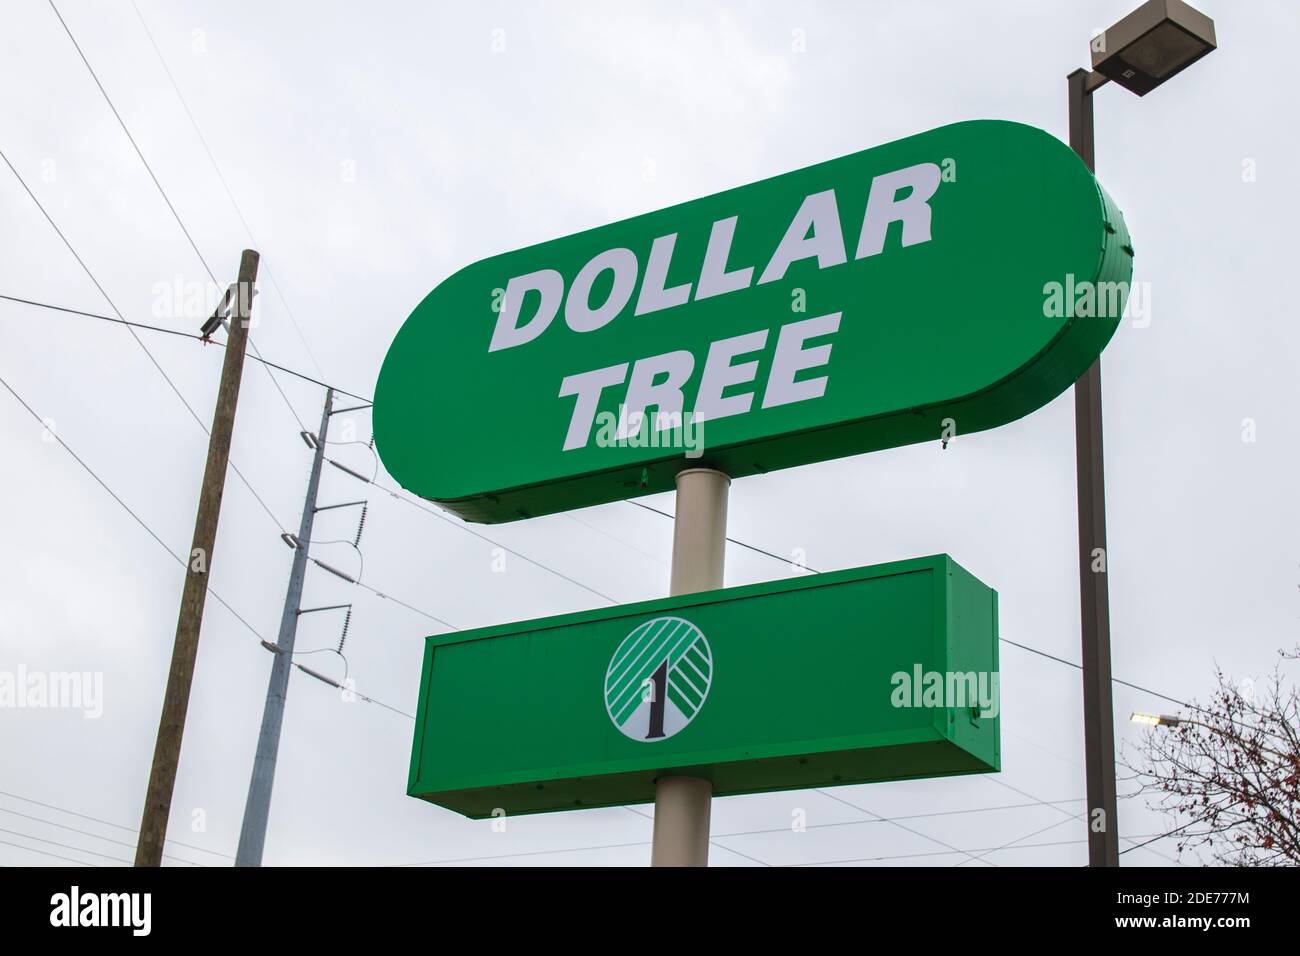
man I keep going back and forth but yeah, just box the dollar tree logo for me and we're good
[604,616,712,742]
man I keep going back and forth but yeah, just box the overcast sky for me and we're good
[1,0,1294,867]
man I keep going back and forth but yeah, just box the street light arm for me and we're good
[1134,711,1293,761]
[1069,68,1111,95]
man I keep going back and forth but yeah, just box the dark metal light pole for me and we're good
[1067,0,1216,867]
[1068,66,1120,869]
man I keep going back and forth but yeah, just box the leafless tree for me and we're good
[1125,646,1300,866]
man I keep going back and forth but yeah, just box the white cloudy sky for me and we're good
[1,0,1294,867]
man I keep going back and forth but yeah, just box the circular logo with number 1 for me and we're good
[604,616,712,742]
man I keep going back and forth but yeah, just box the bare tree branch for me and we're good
[1122,646,1300,866]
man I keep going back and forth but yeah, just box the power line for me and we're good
[0,368,266,641]
[311,435,628,610]
[789,833,1175,867]
[954,810,1083,867]
[627,499,803,569]
[390,819,1172,868]
[618,786,1017,870]
[354,577,457,632]
[0,807,204,866]
[0,823,136,866]
[627,499,1193,710]
[566,510,667,566]
[0,788,231,860]
[46,0,215,280]
[1,301,450,703]
[984,772,1182,866]
[812,786,996,867]
[130,0,327,381]
[711,842,771,867]
[984,775,1181,867]
[307,554,458,632]
[48,0,311,436]
[0,836,98,867]
[396,838,654,867]
[713,797,1086,840]
[0,294,200,341]
[287,661,415,720]
[999,638,1191,709]
[0,149,289,535]
[248,334,308,431]
[331,462,619,604]
[1119,820,1195,856]
[0,293,372,402]
[0,371,413,724]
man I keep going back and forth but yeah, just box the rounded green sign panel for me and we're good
[375,119,1132,524]
[604,616,712,742]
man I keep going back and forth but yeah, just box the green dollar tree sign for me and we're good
[375,120,1132,523]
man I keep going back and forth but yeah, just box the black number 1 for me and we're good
[646,659,668,739]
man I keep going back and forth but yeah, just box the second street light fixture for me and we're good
[1067,0,1217,869]
[1130,711,1182,727]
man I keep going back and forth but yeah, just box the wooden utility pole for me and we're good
[136,249,259,866]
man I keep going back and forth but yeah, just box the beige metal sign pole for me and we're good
[651,467,729,867]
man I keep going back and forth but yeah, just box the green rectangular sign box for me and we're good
[409,555,1000,818]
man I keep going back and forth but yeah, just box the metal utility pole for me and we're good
[1068,67,1120,869]
[651,467,729,867]
[236,387,334,867]
[1068,67,1125,869]
[1061,0,1218,872]
[136,249,259,867]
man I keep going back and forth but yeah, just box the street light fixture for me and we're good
[1091,0,1217,96]
[1067,0,1216,869]
[1130,711,1181,727]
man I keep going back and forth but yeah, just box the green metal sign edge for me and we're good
[419,552,952,650]
[414,736,992,821]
